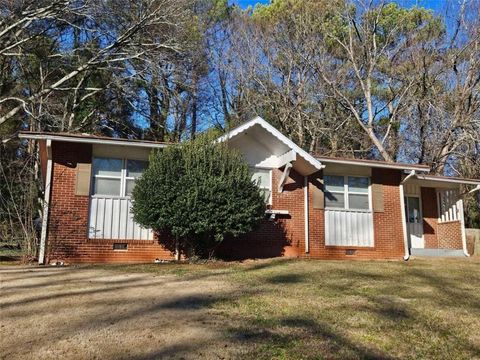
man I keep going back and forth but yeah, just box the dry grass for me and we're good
[1,258,479,359]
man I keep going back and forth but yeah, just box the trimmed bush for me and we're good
[131,135,266,258]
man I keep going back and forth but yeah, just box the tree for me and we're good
[131,134,266,259]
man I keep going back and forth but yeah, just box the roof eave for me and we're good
[18,132,168,149]
[415,174,480,186]
[316,157,430,173]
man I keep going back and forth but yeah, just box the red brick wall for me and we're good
[421,187,438,248]
[421,187,463,250]
[48,141,460,262]
[437,221,463,249]
[47,141,175,263]
[306,168,405,260]
[218,168,305,260]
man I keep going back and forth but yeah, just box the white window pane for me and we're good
[348,177,369,193]
[93,178,121,196]
[349,194,369,210]
[126,179,136,196]
[127,160,148,178]
[251,168,270,188]
[325,192,345,208]
[93,158,122,177]
[408,197,420,223]
[324,175,344,192]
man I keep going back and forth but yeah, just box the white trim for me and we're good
[468,185,480,194]
[19,133,167,149]
[218,116,325,172]
[317,157,430,173]
[401,170,417,184]
[38,139,52,265]
[457,198,470,257]
[304,176,309,254]
[416,174,480,186]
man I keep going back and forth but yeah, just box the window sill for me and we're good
[324,208,372,213]
[265,209,289,215]
[325,245,375,250]
[90,195,132,199]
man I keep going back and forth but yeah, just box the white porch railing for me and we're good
[88,197,153,240]
[437,189,460,223]
[324,209,374,247]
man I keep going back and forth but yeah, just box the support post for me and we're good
[304,176,309,254]
[39,139,52,265]
[457,198,470,257]
[399,181,410,260]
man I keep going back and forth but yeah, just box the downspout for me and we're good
[39,139,52,265]
[400,170,416,261]
[304,176,309,254]
[457,198,469,257]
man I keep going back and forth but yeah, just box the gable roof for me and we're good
[217,116,325,171]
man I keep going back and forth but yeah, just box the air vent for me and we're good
[345,249,357,256]
[113,243,128,251]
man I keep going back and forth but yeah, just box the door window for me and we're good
[405,197,421,223]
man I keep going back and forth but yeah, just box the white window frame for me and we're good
[91,157,147,199]
[251,167,273,205]
[324,175,372,212]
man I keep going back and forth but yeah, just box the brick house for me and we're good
[20,117,480,264]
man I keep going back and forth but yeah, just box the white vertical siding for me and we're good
[88,197,153,240]
[325,209,374,247]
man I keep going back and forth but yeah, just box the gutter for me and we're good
[400,170,417,260]
[39,139,52,265]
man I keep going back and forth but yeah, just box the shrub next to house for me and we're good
[131,135,266,259]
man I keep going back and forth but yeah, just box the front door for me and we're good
[405,196,424,248]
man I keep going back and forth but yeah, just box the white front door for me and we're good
[405,196,424,248]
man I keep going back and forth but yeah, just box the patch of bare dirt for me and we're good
[0,266,243,360]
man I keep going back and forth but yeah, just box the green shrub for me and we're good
[131,134,266,258]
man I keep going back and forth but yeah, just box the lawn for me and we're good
[1,258,479,359]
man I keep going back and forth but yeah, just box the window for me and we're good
[251,168,272,204]
[92,157,148,197]
[324,175,370,210]
[405,196,421,223]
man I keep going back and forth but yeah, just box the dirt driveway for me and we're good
[0,265,242,360]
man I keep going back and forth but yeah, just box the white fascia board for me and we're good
[316,157,430,173]
[19,133,167,149]
[416,174,480,186]
[218,117,325,171]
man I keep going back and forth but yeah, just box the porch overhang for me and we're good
[402,172,480,189]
